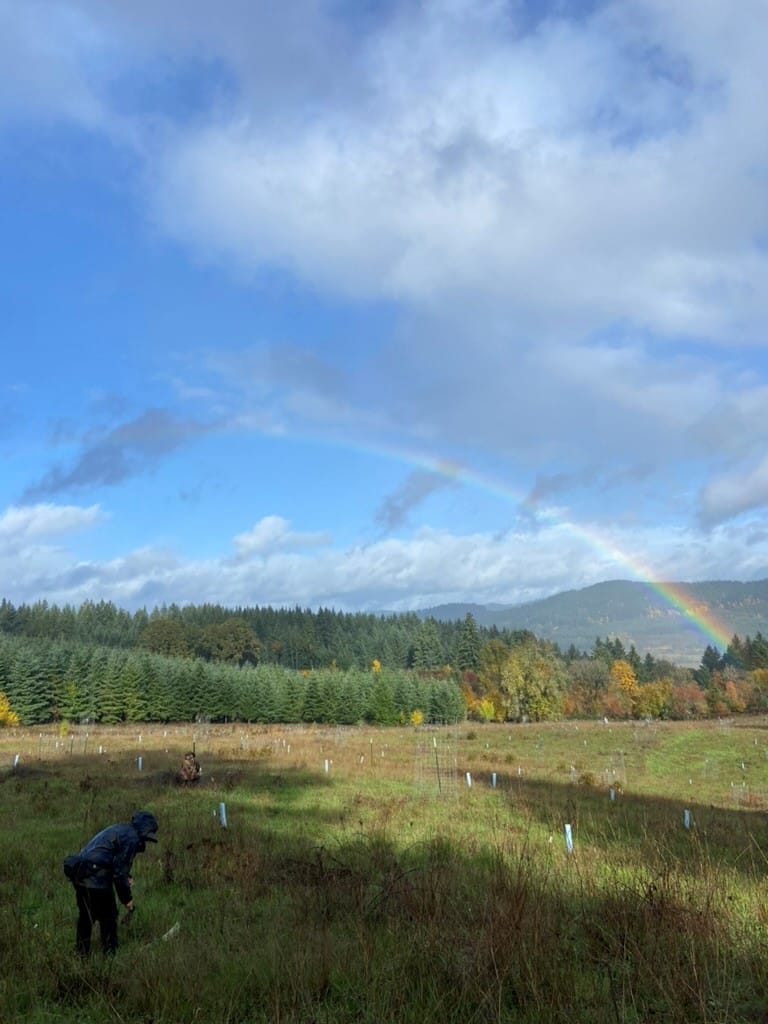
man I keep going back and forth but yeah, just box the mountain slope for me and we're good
[422,579,768,666]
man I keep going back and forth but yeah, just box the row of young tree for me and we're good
[0,634,464,728]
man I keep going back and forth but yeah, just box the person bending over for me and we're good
[64,810,158,955]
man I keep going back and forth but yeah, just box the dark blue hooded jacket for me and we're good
[76,811,158,905]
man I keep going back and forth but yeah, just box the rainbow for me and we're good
[248,424,736,653]
[309,436,736,654]
[443,459,734,653]
[640,580,733,653]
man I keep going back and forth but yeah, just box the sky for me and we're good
[2,0,768,617]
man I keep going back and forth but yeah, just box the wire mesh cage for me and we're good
[414,727,459,796]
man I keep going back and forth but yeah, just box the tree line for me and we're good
[1,597,768,728]
[0,633,464,727]
[0,597,493,671]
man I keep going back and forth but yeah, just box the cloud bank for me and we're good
[2,0,768,616]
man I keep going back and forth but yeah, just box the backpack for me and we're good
[63,854,93,884]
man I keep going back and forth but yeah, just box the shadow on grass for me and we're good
[4,750,768,1022]
[478,771,768,881]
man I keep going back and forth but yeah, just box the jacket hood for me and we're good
[131,810,159,842]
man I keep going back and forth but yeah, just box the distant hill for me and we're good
[420,579,768,666]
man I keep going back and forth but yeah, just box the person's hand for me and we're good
[125,900,135,912]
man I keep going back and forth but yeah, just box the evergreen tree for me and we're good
[455,613,482,672]
[141,653,172,722]
[392,672,417,723]
[367,673,398,725]
[695,644,723,685]
[259,674,281,724]
[279,671,306,723]
[231,665,263,721]
[627,644,642,677]
[318,673,341,724]
[428,679,465,724]
[7,642,54,725]
[640,652,656,685]
[82,648,109,723]
[725,634,745,669]
[412,619,443,669]
[122,654,149,723]
[303,674,325,723]
[337,671,365,725]
[748,632,768,670]
[98,651,128,724]
[381,626,410,669]
[58,646,91,722]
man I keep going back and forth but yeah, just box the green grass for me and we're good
[2,720,768,1022]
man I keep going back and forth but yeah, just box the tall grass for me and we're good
[1,720,768,1022]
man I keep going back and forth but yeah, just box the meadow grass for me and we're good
[2,719,768,1022]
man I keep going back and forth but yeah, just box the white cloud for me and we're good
[5,1,768,347]
[140,0,768,345]
[2,504,766,613]
[232,516,331,560]
[3,0,768,605]
[0,503,104,543]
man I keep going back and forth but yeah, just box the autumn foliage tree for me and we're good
[566,659,610,717]
[0,690,19,727]
[608,659,640,718]
[500,640,566,722]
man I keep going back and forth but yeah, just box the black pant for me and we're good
[75,885,118,955]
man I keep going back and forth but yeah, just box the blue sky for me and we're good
[2,0,768,614]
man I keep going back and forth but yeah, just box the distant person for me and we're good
[178,751,201,785]
[63,810,159,955]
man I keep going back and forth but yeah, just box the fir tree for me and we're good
[455,613,482,672]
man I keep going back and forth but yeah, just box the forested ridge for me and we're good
[425,579,768,666]
[1,597,768,728]
[0,597,531,670]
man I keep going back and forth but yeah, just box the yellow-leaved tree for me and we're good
[609,660,640,718]
[500,640,566,722]
[0,691,19,727]
[635,680,672,719]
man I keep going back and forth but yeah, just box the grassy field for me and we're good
[2,718,768,1023]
